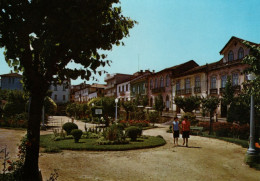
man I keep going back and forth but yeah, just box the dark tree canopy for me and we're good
[174,96,201,113]
[0,1,136,180]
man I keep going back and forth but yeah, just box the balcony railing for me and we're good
[194,87,201,94]
[176,89,182,95]
[120,92,125,96]
[184,88,192,94]
[232,85,241,91]
[152,87,165,94]
[219,87,225,94]
[210,88,218,95]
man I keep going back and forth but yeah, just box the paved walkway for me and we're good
[1,116,260,180]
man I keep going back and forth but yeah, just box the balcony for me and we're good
[219,88,225,94]
[194,87,201,94]
[176,90,181,95]
[152,87,165,94]
[184,88,192,95]
[210,88,218,95]
[232,85,241,92]
[120,92,125,96]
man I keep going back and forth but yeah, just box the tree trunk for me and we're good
[22,92,45,181]
[209,112,213,135]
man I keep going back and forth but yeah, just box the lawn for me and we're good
[40,134,166,152]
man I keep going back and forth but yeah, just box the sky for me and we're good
[0,0,260,85]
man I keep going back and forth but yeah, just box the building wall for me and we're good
[172,72,207,112]
[50,82,70,104]
[148,71,172,110]
[1,76,23,90]
[117,81,130,101]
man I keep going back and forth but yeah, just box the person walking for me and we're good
[181,115,190,147]
[172,116,180,146]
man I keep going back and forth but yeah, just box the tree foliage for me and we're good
[154,94,164,114]
[174,96,201,113]
[201,96,220,135]
[242,41,260,111]
[222,76,234,106]
[0,1,136,179]
[44,96,57,116]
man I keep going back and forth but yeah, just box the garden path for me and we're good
[0,116,260,180]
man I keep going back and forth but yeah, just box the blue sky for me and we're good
[1,0,260,85]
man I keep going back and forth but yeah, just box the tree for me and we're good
[242,41,260,112]
[94,97,118,126]
[174,96,201,113]
[0,1,136,179]
[148,111,159,126]
[201,97,220,135]
[122,101,134,121]
[222,76,234,106]
[44,96,57,116]
[154,94,165,115]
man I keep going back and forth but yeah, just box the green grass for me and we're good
[40,134,166,152]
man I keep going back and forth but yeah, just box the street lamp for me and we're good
[115,98,118,122]
[247,73,257,155]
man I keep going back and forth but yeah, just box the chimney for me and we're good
[153,70,155,73]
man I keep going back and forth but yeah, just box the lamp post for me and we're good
[115,98,118,122]
[247,73,257,155]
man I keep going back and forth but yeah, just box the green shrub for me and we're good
[62,122,78,135]
[71,129,83,143]
[148,111,159,126]
[116,123,125,130]
[104,124,124,141]
[126,126,142,141]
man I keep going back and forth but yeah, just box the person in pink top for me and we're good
[181,115,190,147]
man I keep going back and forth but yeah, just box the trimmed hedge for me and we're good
[62,122,78,135]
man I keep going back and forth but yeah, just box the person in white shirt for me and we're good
[172,116,180,146]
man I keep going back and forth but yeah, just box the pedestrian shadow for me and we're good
[177,145,202,149]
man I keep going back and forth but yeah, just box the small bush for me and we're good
[116,123,125,130]
[126,126,142,141]
[198,122,210,131]
[213,122,232,137]
[62,122,78,135]
[104,124,124,141]
[71,129,83,143]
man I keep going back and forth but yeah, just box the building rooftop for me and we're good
[0,73,23,78]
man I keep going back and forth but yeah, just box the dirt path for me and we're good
[1,116,260,180]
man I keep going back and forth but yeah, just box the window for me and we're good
[122,85,125,92]
[228,50,234,61]
[176,80,180,90]
[150,79,153,90]
[54,95,57,101]
[143,83,145,90]
[160,76,164,87]
[195,76,200,88]
[137,86,140,93]
[133,86,135,92]
[12,78,14,84]
[221,75,227,88]
[126,84,128,91]
[63,84,66,91]
[119,86,121,92]
[155,78,158,88]
[238,47,244,59]
[8,77,11,83]
[54,85,57,91]
[211,76,217,89]
[63,95,66,101]
[185,78,190,89]
[166,75,170,87]
[232,73,239,86]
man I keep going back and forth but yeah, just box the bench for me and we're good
[190,126,204,135]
